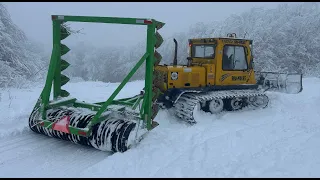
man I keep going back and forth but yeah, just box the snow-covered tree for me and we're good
[0,3,46,88]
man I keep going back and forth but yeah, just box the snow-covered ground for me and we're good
[1,78,320,177]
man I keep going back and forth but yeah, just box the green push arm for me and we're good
[88,52,149,127]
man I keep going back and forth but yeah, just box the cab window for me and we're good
[192,45,215,58]
[222,45,248,71]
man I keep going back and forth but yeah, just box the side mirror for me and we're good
[249,59,254,69]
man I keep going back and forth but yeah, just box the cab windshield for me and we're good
[192,45,215,58]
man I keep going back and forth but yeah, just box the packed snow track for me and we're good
[1,78,320,178]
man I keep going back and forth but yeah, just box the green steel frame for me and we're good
[36,15,165,137]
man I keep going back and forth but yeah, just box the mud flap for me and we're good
[255,71,303,94]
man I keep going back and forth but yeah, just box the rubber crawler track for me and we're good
[172,89,269,124]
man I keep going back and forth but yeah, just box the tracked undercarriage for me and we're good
[156,70,303,124]
[161,89,269,124]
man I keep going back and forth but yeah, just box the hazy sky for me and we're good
[4,2,288,50]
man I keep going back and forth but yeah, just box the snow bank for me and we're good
[0,87,42,138]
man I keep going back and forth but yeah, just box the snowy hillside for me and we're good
[0,3,47,88]
[1,78,320,177]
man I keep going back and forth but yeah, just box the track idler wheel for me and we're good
[28,106,139,153]
[249,95,269,109]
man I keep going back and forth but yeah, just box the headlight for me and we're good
[171,72,178,80]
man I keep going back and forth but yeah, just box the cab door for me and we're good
[216,42,251,86]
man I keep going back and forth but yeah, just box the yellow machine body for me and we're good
[155,36,257,92]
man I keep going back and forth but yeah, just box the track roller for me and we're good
[225,97,244,111]
[208,99,224,113]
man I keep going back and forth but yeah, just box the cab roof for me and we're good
[189,37,253,44]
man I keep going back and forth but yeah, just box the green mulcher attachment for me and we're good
[28,15,165,153]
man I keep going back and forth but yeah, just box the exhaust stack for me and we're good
[173,38,178,66]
